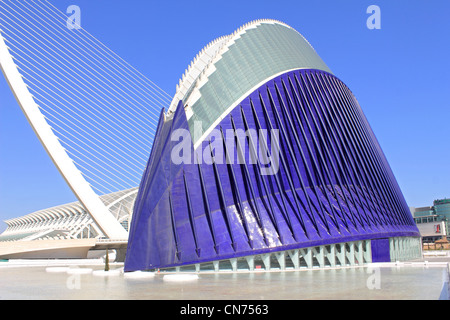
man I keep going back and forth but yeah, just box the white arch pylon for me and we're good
[0,30,128,240]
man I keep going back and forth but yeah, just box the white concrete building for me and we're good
[0,188,137,242]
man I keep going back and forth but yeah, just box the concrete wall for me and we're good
[0,239,96,259]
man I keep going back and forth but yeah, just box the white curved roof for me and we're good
[167,19,331,147]
[169,35,230,113]
[0,187,138,242]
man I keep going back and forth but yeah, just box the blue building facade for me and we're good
[124,21,420,272]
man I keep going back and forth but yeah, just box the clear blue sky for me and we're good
[1,0,449,231]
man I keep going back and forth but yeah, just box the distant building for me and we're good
[412,198,450,243]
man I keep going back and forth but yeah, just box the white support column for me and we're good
[326,244,336,267]
[364,240,372,263]
[400,238,404,260]
[406,238,410,260]
[275,251,286,270]
[230,258,238,272]
[261,253,271,271]
[356,241,364,265]
[336,243,346,266]
[402,237,408,261]
[405,238,409,260]
[313,246,324,268]
[409,238,415,260]
[213,260,219,272]
[395,238,400,261]
[418,237,423,258]
[407,238,411,259]
[397,238,403,261]
[288,250,300,269]
[300,248,312,269]
[0,31,127,240]
[245,255,254,271]
[346,242,355,265]
[389,238,396,262]
[415,237,419,258]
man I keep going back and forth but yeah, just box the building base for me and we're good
[153,237,422,273]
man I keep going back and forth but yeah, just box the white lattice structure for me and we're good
[0,188,138,242]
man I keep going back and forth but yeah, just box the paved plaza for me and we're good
[0,254,448,300]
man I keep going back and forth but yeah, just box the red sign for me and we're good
[434,224,441,233]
